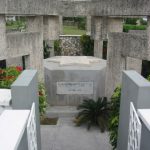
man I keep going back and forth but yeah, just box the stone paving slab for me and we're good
[41,117,112,150]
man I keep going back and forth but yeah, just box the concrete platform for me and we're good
[41,117,112,150]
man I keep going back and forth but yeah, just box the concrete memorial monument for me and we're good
[44,56,106,106]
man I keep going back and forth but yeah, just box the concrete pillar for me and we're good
[0,15,6,60]
[94,40,103,58]
[11,70,41,150]
[91,16,104,58]
[26,16,44,80]
[105,18,124,98]
[105,33,126,99]
[86,16,91,35]
[147,17,150,59]
[117,71,150,150]
[59,16,63,34]
[43,15,60,57]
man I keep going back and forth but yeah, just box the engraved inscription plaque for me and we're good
[57,82,94,95]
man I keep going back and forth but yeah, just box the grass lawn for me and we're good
[63,25,86,35]
[123,24,147,32]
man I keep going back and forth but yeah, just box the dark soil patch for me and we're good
[41,117,58,125]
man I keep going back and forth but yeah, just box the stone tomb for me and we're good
[44,56,106,106]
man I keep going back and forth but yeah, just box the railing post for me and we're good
[117,70,150,150]
[11,70,41,150]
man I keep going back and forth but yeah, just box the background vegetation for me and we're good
[54,40,62,56]
[43,41,50,59]
[109,87,121,150]
[80,35,94,56]
[123,24,146,32]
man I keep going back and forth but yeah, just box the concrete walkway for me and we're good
[41,117,112,150]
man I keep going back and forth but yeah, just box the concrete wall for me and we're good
[5,32,44,79]
[117,33,148,60]
[59,35,82,56]
[117,71,150,150]
[6,56,23,67]
[1,0,150,16]
[0,15,6,60]
[6,32,34,59]
[105,32,148,98]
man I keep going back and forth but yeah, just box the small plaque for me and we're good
[57,82,93,95]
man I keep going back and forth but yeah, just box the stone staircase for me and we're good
[45,106,79,118]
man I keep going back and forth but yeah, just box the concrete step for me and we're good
[46,106,79,118]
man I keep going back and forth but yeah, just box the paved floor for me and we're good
[41,117,112,150]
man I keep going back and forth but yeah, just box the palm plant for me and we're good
[74,97,110,132]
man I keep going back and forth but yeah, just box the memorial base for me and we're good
[44,56,106,106]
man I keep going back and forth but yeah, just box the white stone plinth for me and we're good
[0,89,11,106]
[0,110,30,150]
[138,109,150,131]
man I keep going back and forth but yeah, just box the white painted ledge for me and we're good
[0,110,30,150]
[0,89,11,106]
[138,109,150,131]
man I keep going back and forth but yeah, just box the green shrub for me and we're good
[80,35,94,56]
[74,97,110,132]
[6,20,26,30]
[77,17,86,30]
[147,75,150,81]
[43,41,50,59]
[63,17,86,30]
[38,83,47,117]
[140,18,147,25]
[109,87,121,150]
[78,21,86,30]
[54,40,62,56]
[123,24,147,32]
[124,18,139,25]
[0,66,22,89]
